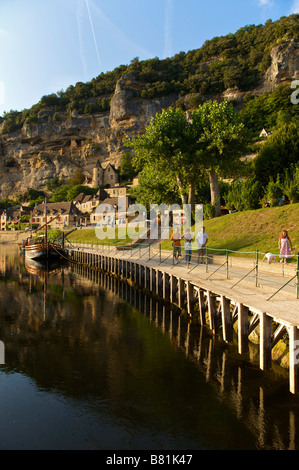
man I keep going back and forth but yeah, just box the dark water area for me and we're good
[0,245,299,451]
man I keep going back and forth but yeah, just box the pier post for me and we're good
[260,312,272,371]
[163,272,170,300]
[177,278,184,309]
[186,281,194,316]
[207,291,217,334]
[238,303,249,354]
[145,266,150,290]
[289,326,299,394]
[156,270,162,296]
[198,289,206,326]
[170,275,176,304]
[221,295,232,343]
[150,267,155,292]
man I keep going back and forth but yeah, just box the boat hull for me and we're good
[25,242,65,261]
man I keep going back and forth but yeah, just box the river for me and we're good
[0,244,298,451]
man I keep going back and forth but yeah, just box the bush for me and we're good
[263,176,283,207]
[225,178,261,212]
[283,164,299,203]
[203,203,216,219]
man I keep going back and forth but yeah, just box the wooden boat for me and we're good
[24,198,65,261]
[25,236,65,260]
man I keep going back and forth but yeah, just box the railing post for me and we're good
[226,248,229,279]
[255,250,259,287]
[205,246,208,273]
[297,253,299,299]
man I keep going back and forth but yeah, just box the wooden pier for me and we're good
[66,245,299,395]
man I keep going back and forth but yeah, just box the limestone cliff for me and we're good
[0,74,178,198]
[0,40,298,198]
[254,39,299,94]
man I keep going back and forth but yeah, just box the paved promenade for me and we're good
[67,241,299,329]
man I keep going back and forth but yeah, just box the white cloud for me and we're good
[257,0,274,7]
[290,0,299,13]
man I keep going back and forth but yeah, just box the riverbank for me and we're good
[0,231,27,244]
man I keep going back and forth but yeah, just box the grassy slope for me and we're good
[66,203,299,258]
[202,203,299,256]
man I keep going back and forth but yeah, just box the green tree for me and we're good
[66,185,97,201]
[191,100,247,216]
[254,121,299,185]
[282,163,299,203]
[49,185,69,202]
[125,101,247,217]
[125,108,196,208]
[119,153,137,181]
[69,168,86,187]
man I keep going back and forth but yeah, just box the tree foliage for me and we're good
[126,101,247,216]
[254,121,299,185]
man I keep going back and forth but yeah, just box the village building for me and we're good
[1,205,32,231]
[73,187,128,214]
[31,202,82,229]
[73,193,100,214]
[85,161,119,189]
[104,186,127,198]
[90,196,131,225]
[259,128,272,138]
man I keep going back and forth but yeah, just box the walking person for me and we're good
[183,228,193,265]
[196,226,208,264]
[171,227,181,262]
[279,230,293,263]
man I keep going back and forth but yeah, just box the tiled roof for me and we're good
[32,201,81,216]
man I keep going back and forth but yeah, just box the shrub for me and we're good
[225,178,261,212]
[283,164,299,203]
[263,176,283,207]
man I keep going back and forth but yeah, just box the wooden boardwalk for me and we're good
[66,244,299,394]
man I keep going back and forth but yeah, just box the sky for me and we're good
[0,0,298,116]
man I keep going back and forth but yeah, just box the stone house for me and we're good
[104,186,127,198]
[73,193,100,214]
[90,196,130,225]
[32,202,82,229]
[73,189,111,214]
[90,161,119,188]
[1,205,32,230]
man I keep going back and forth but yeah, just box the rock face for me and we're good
[255,40,299,94]
[0,41,298,198]
[0,73,178,198]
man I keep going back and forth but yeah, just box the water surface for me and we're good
[0,245,298,450]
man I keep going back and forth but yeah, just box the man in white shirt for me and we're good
[196,227,208,264]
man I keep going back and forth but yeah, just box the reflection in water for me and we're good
[0,245,298,450]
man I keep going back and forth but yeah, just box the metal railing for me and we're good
[64,240,299,299]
